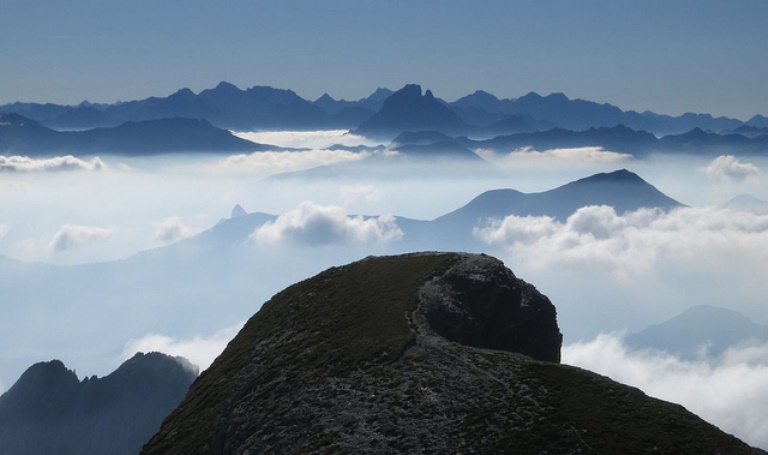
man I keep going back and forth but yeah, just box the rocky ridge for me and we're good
[142,252,763,454]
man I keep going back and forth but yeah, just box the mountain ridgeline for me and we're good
[0,352,198,455]
[2,82,768,157]
[143,253,761,454]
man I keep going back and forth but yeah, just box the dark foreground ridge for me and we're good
[143,253,763,454]
[0,352,197,455]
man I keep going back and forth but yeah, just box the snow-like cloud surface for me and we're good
[703,155,759,182]
[219,149,367,174]
[120,322,244,372]
[475,146,633,166]
[252,201,402,246]
[0,155,107,172]
[563,333,768,450]
[48,224,113,252]
[233,130,378,149]
[475,205,768,276]
[154,217,195,243]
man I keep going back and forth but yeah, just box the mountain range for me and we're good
[3,82,768,158]
[0,352,197,455]
[142,253,763,454]
[0,113,265,156]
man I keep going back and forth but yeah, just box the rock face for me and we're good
[0,352,198,455]
[143,253,763,454]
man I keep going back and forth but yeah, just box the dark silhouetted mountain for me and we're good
[463,124,768,157]
[387,130,485,162]
[658,127,768,155]
[355,84,473,140]
[143,253,761,454]
[727,125,768,138]
[626,305,768,359]
[313,94,377,126]
[463,124,659,156]
[0,352,197,455]
[449,90,746,135]
[0,114,265,156]
[1,85,760,136]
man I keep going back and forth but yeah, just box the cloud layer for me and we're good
[251,201,402,246]
[219,149,369,175]
[563,333,768,450]
[233,130,378,149]
[0,155,107,172]
[704,155,759,182]
[475,146,633,166]
[475,205,768,277]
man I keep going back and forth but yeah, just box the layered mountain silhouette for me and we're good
[2,83,766,156]
[355,84,473,140]
[142,253,761,454]
[0,113,265,156]
[0,352,197,455]
[626,305,768,359]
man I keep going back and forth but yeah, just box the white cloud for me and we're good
[48,224,113,252]
[232,129,378,149]
[251,201,402,246]
[0,155,107,172]
[703,155,759,182]
[475,205,768,277]
[0,223,8,240]
[475,146,633,166]
[154,216,195,243]
[218,149,368,174]
[563,333,768,450]
[120,322,244,373]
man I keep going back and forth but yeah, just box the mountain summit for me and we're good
[355,84,471,139]
[143,253,760,454]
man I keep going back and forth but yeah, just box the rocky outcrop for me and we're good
[416,253,561,362]
[143,252,763,455]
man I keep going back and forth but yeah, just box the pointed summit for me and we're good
[230,204,248,219]
[355,84,471,139]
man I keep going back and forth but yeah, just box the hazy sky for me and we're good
[2,0,767,119]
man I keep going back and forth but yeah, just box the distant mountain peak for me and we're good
[578,168,642,183]
[214,81,240,92]
[231,204,248,219]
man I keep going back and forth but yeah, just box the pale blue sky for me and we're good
[1,0,767,119]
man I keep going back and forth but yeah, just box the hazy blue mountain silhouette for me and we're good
[625,305,768,359]
[0,352,197,455]
[463,124,768,157]
[355,84,473,140]
[449,90,745,135]
[0,83,760,137]
[0,114,265,156]
[463,125,658,156]
[399,169,683,250]
[745,114,768,129]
